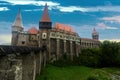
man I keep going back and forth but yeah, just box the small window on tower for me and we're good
[22,41,25,44]
[44,34,45,37]
[42,33,47,39]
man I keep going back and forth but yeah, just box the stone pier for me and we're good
[0,45,46,80]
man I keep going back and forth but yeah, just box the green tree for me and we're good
[80,48,101,67]
[100,41,120,67]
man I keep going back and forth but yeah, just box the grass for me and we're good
[102,68,120,75]
[36,65,120,80]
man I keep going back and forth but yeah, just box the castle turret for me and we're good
[92,28,99,40]
[38,3,52,61]
[11,9,23,45]
[39,3,52,29]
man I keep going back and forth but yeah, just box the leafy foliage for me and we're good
[36,65,120,80]
[80,48,101,67]
[36,41,120,80]
[79,41,120,67]
[100,41,120,67]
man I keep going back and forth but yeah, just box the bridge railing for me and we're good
[0,45,44,55]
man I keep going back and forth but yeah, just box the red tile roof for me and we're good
[40,3,51,22]
[54,23,75,33]
[28,27,38,34]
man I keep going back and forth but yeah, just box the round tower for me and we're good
[92,28,99,40]
[11,9,23,45]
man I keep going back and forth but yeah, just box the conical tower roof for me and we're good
[92,28,98,34]
[40,3,51,22]
[13,9,23,27]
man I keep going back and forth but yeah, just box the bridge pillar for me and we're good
[14,55,22,80]
[22,52,36,80]
[64,40,66,53]
[0,54,22,80]
[70,41,73,61]
[48,39,51,60]
[0,46,45,80]
[0,55,14,80]
[43,52,46,67]
[39,53,42,74]
[56,39,60,60]
[34,51,45,77]
[36,51,42,75]
[76,42,78,57]
[76,42,80,57]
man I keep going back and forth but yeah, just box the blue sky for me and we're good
[0,0,120,44]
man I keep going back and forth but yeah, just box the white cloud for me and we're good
[97,23,118,30]
[3,0,120,13]
[0,3,8,5]
[56,6,87,12]
[55,5,120,13]
[100,16,120,23]
[54,5,120,13]
[0,34,11,45]
[0,7,9,11]
[23,9,32,12]
[3,0,60,7]
[23,9,42,12]
[86,6,120,12]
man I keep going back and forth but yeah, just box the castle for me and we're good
[11,4,100,60]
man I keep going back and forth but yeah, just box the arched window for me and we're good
[42,33,47,39]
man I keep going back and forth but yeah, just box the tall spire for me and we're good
[92,28,97,33]
[39,3,52,29]
[92,28,99,40]
[40,3,51,22]
[13,9,23,28]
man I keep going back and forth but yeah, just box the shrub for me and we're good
[87,69,112,80]
[87,76,98,80]
[79,48,101,67]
